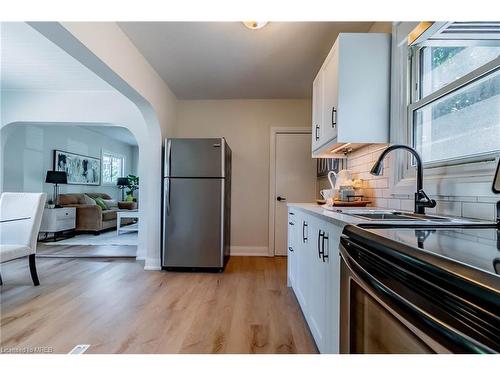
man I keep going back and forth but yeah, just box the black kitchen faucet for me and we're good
[370,144,436,215]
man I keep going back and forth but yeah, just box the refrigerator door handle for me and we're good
[166,139,172,177]
[165,178,171,216]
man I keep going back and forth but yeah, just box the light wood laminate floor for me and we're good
[36,243,137,258]
[0,255,317,354]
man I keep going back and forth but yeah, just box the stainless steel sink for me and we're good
[323,208,496,227]
[350,212,424,221]
[350,212,452,222]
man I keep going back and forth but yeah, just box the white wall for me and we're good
[2,124,135,200]
[175,99,312,255]
[368,22,393,33]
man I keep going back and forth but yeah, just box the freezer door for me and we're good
[164,138,224,178]
[163,178,223,268]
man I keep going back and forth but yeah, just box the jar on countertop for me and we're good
[339,185,355,201]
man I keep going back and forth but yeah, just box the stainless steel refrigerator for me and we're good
[162,138,231,271]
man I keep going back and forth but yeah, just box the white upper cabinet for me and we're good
[311,33,391,157]
[311,71,324,151]
[321,42,340,143]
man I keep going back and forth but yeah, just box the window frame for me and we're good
[408,50,500,168]
[390,22,500,198]
[101,150,126,186]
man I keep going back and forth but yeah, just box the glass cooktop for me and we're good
[367,227,500,276]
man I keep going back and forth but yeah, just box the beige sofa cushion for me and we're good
[103,199,118,209]
[86,193,112,200]
[82,194,97,205]
[102,210,117,221]
[59,193,85,205]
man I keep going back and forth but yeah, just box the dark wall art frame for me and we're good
[53,150,101,186]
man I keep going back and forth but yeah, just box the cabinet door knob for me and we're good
[277,196,287,202]
[315,125,320,141]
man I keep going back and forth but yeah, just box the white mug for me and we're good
[320,189,333,200]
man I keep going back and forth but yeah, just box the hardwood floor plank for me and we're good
[0,254,317,354]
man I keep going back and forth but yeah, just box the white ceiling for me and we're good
[0,22,113,91]
[79,125,138,146]
[119,22,375,99]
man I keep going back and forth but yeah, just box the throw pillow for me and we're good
[94,197,108,210]
[102,199,118,209]
[82,194,97,205]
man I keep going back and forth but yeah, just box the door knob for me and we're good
[277,196,287,202]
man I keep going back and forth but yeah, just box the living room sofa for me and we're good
[58,193,136,234]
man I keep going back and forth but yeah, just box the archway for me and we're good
[0,89,157,264]
[22,22,177,270]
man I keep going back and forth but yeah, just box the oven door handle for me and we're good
[340,241,495,354]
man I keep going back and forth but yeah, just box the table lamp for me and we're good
[45,171,67,208]
[117,177,130,201]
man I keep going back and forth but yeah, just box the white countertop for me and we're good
[287,203,495,227]
[287,203,381,226]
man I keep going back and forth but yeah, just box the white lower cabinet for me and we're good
[287,209,298,288]
[287,208,343,353]
[294,211,310,313]
[305,216,329,352]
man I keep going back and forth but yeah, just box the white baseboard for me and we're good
[230,246,270,256]
[144,265,161,271]
[144,258,161,271]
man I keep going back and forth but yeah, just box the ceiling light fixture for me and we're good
[243,21,269,30]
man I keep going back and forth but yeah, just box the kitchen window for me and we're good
[408,23,500,167]
[102,151,124,185]
[408,22,500,167]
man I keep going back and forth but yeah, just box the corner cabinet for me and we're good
[311,33,391,157]
[288,207,343,353]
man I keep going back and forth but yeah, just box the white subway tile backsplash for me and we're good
[374,178,389,188]
[435,201,462,217]
[400,199,414,211]
[462,202,495,221]
[387,199,401,210]
[344,144,493,220]
[476,196,500,203]
[371,198,388,208]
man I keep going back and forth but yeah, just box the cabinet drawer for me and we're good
[56,218,76,231]
[56,209,76,220]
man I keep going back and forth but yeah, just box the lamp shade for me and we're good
[45,171,67,184]
[117,177,130,187]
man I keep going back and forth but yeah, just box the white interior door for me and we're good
[274,132,317,256]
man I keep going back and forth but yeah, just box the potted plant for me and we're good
[125,174,139,202]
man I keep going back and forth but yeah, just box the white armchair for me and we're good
[0,192,46,285]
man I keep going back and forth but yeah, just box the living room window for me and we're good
[102,151,125,185]
[408,22,500,167]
